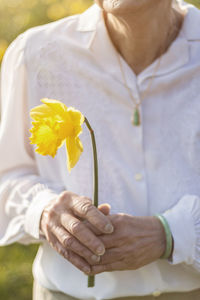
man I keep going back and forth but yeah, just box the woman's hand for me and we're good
[89,214,166,275]
[40,190,113,274]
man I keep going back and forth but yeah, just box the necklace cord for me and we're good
[115,11,184,108]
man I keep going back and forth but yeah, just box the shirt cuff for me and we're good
[24,189,59,240]
[162,195,196,265]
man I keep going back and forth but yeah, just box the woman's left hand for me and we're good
[89,214,166,275]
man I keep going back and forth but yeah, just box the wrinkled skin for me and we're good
[86,213,166,275]
[40,190,167,275]
[40,191,113,274]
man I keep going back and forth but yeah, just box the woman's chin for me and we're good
[95,0,150,15]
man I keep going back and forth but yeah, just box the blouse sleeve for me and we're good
[162,194,200,272]
[0,33,65,246]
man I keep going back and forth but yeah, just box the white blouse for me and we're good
[1,2,200,299]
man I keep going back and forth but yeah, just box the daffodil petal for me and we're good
[30,98,85,171]
[41,98,68,116]
[67,107,85,126]
[30,104,55,121]
[73,125,83,137]
[65,136,83,172]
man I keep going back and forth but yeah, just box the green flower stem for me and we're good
[84,117,98,288]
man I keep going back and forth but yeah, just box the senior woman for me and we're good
[0,0,200,299]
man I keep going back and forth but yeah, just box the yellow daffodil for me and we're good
[29,98,85,172]
[29,97,98,287]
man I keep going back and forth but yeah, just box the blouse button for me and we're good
[152,290,161,297]
[134,173,143,181]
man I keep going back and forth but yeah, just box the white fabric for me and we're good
[1,1,200,299]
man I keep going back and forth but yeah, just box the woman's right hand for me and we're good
[40,190,113,274]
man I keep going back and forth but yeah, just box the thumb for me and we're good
[98,203,111,216]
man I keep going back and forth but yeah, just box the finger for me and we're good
[90,261,124,275]
[50,224,101,264]
[94,248,122,265]
[82,220,102,236]
[48,232,91,274]
[98,203,111,216]
[70,197,113,234]
[60,213,106,256]
[79,222,116,245]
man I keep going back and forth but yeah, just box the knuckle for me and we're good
[70,221,82,235]
[56,243,69,259]
[58,191,69,202]
[53,200,62,210]
[79,202,93,216]
[56,228,67,242]
[47,208,56,221]
[79,195,92,203]
[64,236,74,248]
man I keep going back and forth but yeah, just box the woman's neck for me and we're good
[104,3,185,75]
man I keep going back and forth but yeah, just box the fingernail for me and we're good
[104,223,113,233]
[83,266,90,274]
[91,255,100,262]
[96,245,105,255]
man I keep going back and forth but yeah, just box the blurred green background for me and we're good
[0,0,92,63]
[0,0,200,299]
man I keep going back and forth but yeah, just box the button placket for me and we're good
[117,55,149,215]
[129,107,149,214]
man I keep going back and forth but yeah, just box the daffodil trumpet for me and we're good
[29,98,98,288]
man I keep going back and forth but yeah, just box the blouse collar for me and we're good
[75,3,200,85]
[76,2,200,41]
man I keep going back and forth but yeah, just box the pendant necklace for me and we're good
[116,50,163,126]
[104,6,183,127]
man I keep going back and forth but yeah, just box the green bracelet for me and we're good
[154,214,173,259]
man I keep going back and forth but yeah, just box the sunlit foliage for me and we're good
[0,0,92,62]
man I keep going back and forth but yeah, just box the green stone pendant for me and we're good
[131,107,140,126]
